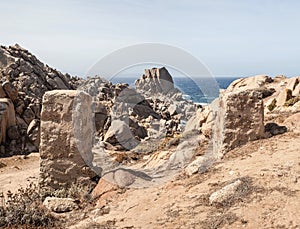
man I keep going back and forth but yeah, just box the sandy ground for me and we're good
[0,121,299,228]
[0,153,39,197]
[70,131,300,229]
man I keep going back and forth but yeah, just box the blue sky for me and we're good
[1,0,300,77]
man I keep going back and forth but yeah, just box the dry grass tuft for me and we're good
[201,211,238,229]
[0,183,58,228]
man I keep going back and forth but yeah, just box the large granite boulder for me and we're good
[113,87,160,119]
[212,89,265,158]
[135,67,179,95]
[186,89,265,175]
[227,75,273,92]
[39,90,97,192]
[104,120,140,149]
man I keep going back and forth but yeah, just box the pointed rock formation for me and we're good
[135,67,179,96]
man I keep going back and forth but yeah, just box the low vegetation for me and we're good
[0,184,57,228]
[284,96,300,106]
[267,98,277,111]
[0,182,95,228]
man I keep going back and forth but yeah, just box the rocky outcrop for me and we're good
[0,44,82,155]
[39,90,97,192]
[212,89,265,158]
[113,87,160,119]
[79,72,196,149]
[208,75,299,157]
[227,74,300,112]
[276,89,293,107]
[185,106,210,132]
[79,77,155,145]
[134,67,198,137]
[185,74,300,175]
[135,67,179,95]
[227,75,274,92]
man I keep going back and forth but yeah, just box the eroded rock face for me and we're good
[212,89,265,158]
[135,67,176,95]
[0,98,16,143]
[185,106,210,132]
[227,75,273,92]
[39,90,96,192]
[0,44,82,155]
[79,77,155,144]
[276,89,293,107]
[79,68,198,149]
[227,74,300,112]
[284,113,300,134]
[94,101,109,134]
[134,68,198,136]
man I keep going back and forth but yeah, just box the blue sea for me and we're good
[111,76,238,104]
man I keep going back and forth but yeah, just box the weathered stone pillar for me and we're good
[39,90,96,192]
[212,89,265,158]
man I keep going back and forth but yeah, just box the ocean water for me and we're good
[111,76,238,104]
